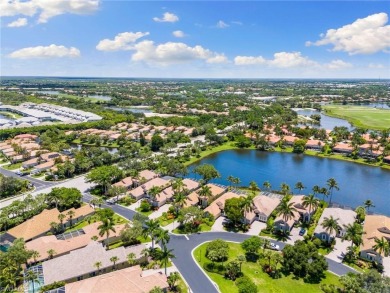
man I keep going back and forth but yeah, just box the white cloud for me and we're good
[9,44,81,59]
[307,13,390,55]
[216,20,229,28]
[153,12,179,23]
[268,52,318,68]
[131,40,224,65]
[231,21,243,25]
[96,32,149,51]
[234,56,266,65]
[7,17,28,27]
[206,54,228,64]
[368,63,385,69]
[172,30,185,38]
[0,0,99,23]
[325,59,352,70]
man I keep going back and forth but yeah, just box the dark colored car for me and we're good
[299,228,306,236]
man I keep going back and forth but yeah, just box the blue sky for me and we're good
[1,0,389,78]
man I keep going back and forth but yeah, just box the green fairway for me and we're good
[323,105,390,130]
[193,242,341,293]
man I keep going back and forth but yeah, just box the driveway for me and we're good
[245,221,266,236]
[149,204,171,220]
[211,216,227,232]
[327,238,351,263]
[382,256,390,277]
[285,227,305,244]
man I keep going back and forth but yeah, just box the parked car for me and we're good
[299,228,306,236]
[270,242,280,251]
[106,198,116,205]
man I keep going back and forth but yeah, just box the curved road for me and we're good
[102,201,357,293]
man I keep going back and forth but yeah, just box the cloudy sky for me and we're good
[1,0,389,78]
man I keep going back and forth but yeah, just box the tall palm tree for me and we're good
[143,219,160,249]
[294,182,306,194]
[156,228,170,246]
[58,213,66,230]
[321,216,340,240]
[276,200,297,230]
[319,187,329,203]
[263,181,271,191]
[249,181,259,196]
[31,250,40,264]
[302,194,319,221]
[127,252,136,266]
[94,261,102,275]
[110,256,119,270]
[173,192,187,211]
[197,184,212,206]
[280,183,291,197]
[343,222,364,248]
[227,175,235,189]
[98,218,116,245]
[66,210,75,227]
[241,195,254,221]
[148,186,161,202]
[312,185,321,197]
[364,200,375,212]
[25,270,40,293]
[160,244,175,276]
[326,178,339,205]
[172,178,184,194]
[47,249,56,259]
[373,237,390,257]
[232,177,241,189]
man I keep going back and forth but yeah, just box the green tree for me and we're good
[47,249,56,259]
[302,194,319,221]
[263,180,271,191]
[94,261,102,275]
[373,237,390,257]
[343,222,364,249]
[236,276,258,293]
[98,218,116,244]
[127,252,137,266]
[156,228,170,246]
[66,210,75,227]
[25,270,40,293]
[167,272,179,291]
[206,239,229,262]
[151,134,164,151]
[120,221,142,245]
[280,182,291,196]
[276,200,297,227]
[241,236,263,257]
[321,216,340,241]
[159,244,175,276]
[143,219,160,249]
[249,181,259,196]
[293,139,306,154]
[326,178,339,205]
[225,260,241,280]
[364,199,375,212]
[193,164,221,183]
[294,181,306,194]
[224,197,245,226]
[86,165,123,194]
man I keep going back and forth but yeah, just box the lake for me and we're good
[294,109,353,130]
[188,150,390,216]
[107,106,153,113]
[88,95,112,101]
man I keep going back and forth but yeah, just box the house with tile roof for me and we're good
[245,195,281,224]
[204,192,242,219]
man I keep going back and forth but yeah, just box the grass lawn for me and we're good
[193,242,341,293]
[184,142,242,166]
[323,105,390,130]
[65,213,129,233]
[172,222,212,234]
[135,207,154,216]
[158,216,175,227]
[175,274,189,293]
[3,162,22,170]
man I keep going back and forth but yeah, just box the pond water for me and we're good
[354,103,390,109]
[188,150,390,216]
[107,107,153,113]
[88,95,112,101]
[294,109,353,130]
[34,90,60,95]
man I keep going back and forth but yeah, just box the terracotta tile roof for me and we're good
[138,170,158,181]
[361,215,390,253]
[65,265,168,293]
[314,208,356,236]
[182,178,200,191]
[7,208,61,241]
[113,176,133,188]
[184,191,199,207]
[43,242,146,284]
[204,192,241,218]
[245,195,281,221]
[130,177,169,198]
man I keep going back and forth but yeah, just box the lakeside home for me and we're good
[360,215,390,263]
[245,194,281,224]
[129,177,170,201]
[204,191,241,219]
[152,178,200,207]
[314,208,356,243]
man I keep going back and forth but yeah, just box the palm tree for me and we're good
[58,213,66,230]
[249,181,259,196]
[90,197,104,208]
[98,218,116,245]
[148,186,161,202]
[373,237,390,257]
[31,250,40,264]
[197,184,212,206]
[94,261,102,275]
[319,187,329,203]
[127,252,137,266]
[143,219,160,249]
[321,216,340,241]
[172,178,184,194]
[276,200,297,230]
[110,256,119,270]
[66,210,75,227]
[263,250,273,269]
[237,255,245,272]
[160,244,175,276]
[232,177,241,189]
[25,270,40,293]
[326,178,339,205]
[263,181,271,191]
[302,194,319,221]
[312,185,321,198]
[241,195,254,221]
[47,249,56,259]
[294,181,306,194]
[272,253,283,272]
[343,223,364,248]
[91,235,99,241]
[364,200,375,212]
[173,192,187,211]
[227,175,235,189]
[280,182,291,197]
[156,228,171,246]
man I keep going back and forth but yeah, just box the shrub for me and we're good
[312,238,322,248]
[236,276,257,293]
[39,281,66,292]
[206,239,229,262]
[140,200,151,212]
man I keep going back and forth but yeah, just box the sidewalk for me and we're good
[149,204,171,220]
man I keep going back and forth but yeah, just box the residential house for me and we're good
[360,215,390,263]
[22,157,40,169]
[129,177,170,201]
[314,208,356,242]
[152,178,200,207]
[134,170,159,186]
[333,143,353,154]
[282,135,298,146]
[204,192,241,219]
[42,242,146,285]
[305,139,325,151]
[245,195,281,224]
[33,160,55,173]
[26,222,127,263]
[198,184,226,207]
[113,176,134,190]
[383,155,390,164]
[64,265,168,293]
[274,195,316,233]
[40,152,61,161]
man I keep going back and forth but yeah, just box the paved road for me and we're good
[0,167,54,191]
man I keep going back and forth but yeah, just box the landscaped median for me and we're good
[193,239,341,293]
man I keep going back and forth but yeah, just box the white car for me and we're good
[270,242,280,251]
